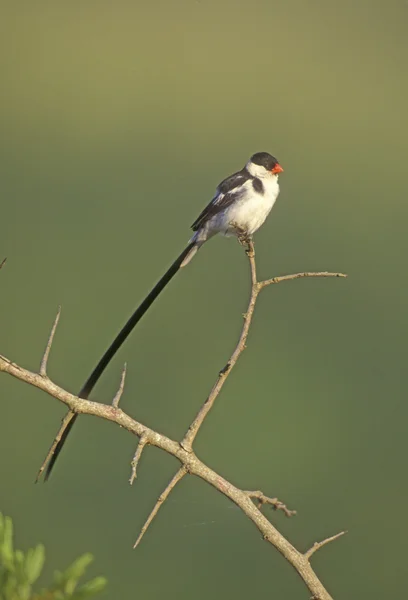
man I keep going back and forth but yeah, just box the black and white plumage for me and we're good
[39,151,283,481]
[182,152,283,265]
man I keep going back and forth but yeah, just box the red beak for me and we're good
[271,163,284,174]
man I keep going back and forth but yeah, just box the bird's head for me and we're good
[247,152,283,179]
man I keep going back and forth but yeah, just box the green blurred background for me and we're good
[1,0,407,598]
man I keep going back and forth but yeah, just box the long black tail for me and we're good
[39,241,196,481]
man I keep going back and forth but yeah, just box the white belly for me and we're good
[222,193,277,234]
[216,177,279,236]
[191,176,280,247]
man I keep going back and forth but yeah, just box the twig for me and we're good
[39,307,61,377]
[133,466,187,548]
[245,490,297,518]
[181,242,346,451]
[112,363,127,408]
[260,271,347,289]
[181,239,259,451]
[35,411,76,483]
[129,433,148,485]
[304,531,347,560]
[0,258,7,270]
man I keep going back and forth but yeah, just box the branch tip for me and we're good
[35,411,76,483]
[129,433,149,485]
[133,466,187,549]
[39,306,61,377]
[260,271,347,288]
[112,363,127,408]
[0,257,7,270]
[304,530,347,560]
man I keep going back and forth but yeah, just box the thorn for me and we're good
[112,363,127,408]
[40,307,61,377]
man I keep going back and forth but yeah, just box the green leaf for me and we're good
[0,514,106,600]
[0,516,14,571]
[75,576,107,598]
[64,554,94,581]
[24,544,45,584]
[15,549,25,567]
[14,549,28,585]
[54,554,94,595]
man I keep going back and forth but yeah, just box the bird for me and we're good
[37,151,283,481]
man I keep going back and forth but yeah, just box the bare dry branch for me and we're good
[0,353,338,599]
[305,531,347,560]
[181,242,346,452]
[112,363,127,408]
[181,239,259,451]
[133,466,188,549]
[40,307,61,377]
[0,258,7,270]
[260,271,347,288]
[0,238,347,600]
[245,490,297,518]
[129,433,149,485]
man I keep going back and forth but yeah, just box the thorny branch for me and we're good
[181,238,346,452]
[0,240,347,600]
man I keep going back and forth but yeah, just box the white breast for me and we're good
[190,174,280,247]
[221,176,280,236]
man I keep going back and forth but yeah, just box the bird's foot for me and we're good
[231,222,253,255]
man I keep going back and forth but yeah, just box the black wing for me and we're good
[191,169,250,232]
